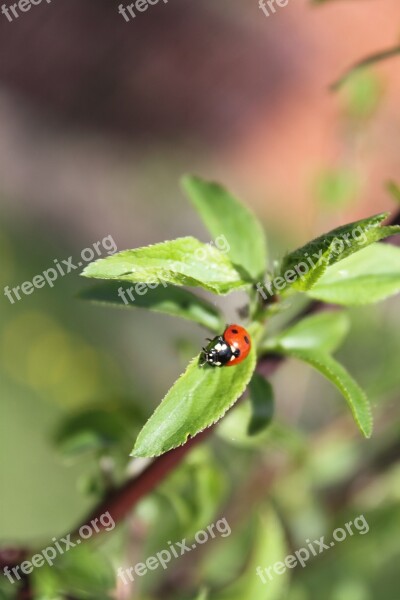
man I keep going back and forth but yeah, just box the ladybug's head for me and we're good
[201,347,220,366]
[200,336,239,368]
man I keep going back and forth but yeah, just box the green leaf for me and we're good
[54,403,144,457]
[305,244,400,305]
[262,311,350,354]
[315,168,361,209]
[386,180,400,205]
[132,345,257,457]
[279,349,372,438]
[278,212,400,293]
[80,281,224,333]
[218,403,306,452]
[182,176,267,281]
[33,545,115,599]
[193,590,208,600]
[82,237,248,296]
[339,70,383,120]
[139,449,227,575]
[211,507,288,600]
[247,374,274,436]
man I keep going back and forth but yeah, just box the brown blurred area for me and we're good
[0,0,400,242]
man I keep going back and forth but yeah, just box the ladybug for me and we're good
[200,324,251,367]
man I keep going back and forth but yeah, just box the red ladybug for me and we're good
[200,324,251,367]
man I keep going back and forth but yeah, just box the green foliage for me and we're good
[4,11,400,598]
[278,213,400,293]
[247,373,275,436]
[289,503,400,600]
[210,508,289,600]
[80,281,224,332]
[141,447,228,567]
[305,244,400,305]
[262,311,371,437]
[262,312,350,354]
[182,175,268,281]
[339,70,383,120]
[82,237,248,295]
[217,403,306,453]
[279,349,372,438]
[132,344,257,457]
[386,180,400,205]
[193,590,209,600]
[314,168,361,210]
[54,401,144,457]
[33,545,115,599]
[81,177,400,455]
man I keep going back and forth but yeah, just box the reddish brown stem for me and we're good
[2,209,399,575]
[72,429,211,536]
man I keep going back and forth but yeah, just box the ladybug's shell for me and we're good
[223,324,251,366]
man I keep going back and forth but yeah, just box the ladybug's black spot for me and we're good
[244,335,250,345]
[231,328,238,334]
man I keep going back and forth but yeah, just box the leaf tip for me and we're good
[362,421,373,439]
[181,173,201,192]
[80,261,100,278]
[130,445,152,458]
[80,266,91,278]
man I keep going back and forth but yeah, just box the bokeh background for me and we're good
[1,1,400,599]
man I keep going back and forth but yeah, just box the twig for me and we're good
[331,45,400,90]
[71,430,212,537]
[2,209,400,578]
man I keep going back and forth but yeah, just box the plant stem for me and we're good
[2,209,399,586]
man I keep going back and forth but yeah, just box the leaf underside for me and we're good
[79,281,224,332]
